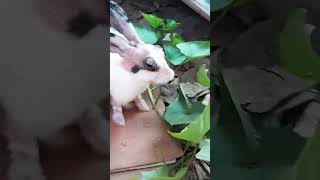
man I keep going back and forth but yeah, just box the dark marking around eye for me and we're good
[67,10,99,38]
[131,65,140,73]
[110,32,115,37]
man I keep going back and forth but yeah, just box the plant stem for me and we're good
[186,146,199,168]
[147,86,164,120]
[181,142,192,168]
[147,86,156,108]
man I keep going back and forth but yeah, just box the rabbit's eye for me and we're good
[143,57,159,72]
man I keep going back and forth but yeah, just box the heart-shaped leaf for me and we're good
[163,44,187,65]
[134,25,160,44]
[164,88,204,125]
[169,104,210,144]
[141,12,164,29]
[177,41,210,59]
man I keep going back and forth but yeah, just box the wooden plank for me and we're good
[110,93,182,173]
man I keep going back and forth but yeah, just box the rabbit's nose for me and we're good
[143,57,159,71]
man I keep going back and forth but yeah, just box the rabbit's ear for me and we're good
[110,28,131,55]
[110,1,143,44]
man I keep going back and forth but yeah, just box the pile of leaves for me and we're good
[130,12,211,179]
[213,0,320,180]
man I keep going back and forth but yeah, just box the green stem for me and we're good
[147,86,164,120]
[185,146,198,168]
[147,86,156,108]
[181,142,192,168]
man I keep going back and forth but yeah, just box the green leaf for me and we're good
[286,127,320,180]
[141,12,164,29]
[213,78,305,180]
[196,139,210,162]
[164,101,205,125]
[279,9,320,82]
[134,25,160,44]
[170,33,184,46]
[177,41,210,59]
[197,64,210,87]
[164,89,204,125]
[212,0,234,12]
[141,166,187,180]
[163,44,187,65]
[169,104,210,144]
[162,19,179,31]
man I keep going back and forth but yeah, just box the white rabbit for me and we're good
[0,1,108,180]
[110,29,175,126]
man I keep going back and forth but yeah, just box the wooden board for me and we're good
[110,93,182,175]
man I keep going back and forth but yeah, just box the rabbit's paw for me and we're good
[112,111,126,126]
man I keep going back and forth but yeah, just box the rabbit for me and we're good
[0,0,108,180]
[110,28,175,126]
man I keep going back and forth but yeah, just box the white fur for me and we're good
[110,45,174,106]
[110,44,174,126]
[0,1,107,180]
[0,0,107,139]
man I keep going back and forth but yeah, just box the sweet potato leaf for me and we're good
[141,12,164,29]
[177,41,210,59]
[169,104,210,144]
[134,25,160,44]
[163,44,187,65]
